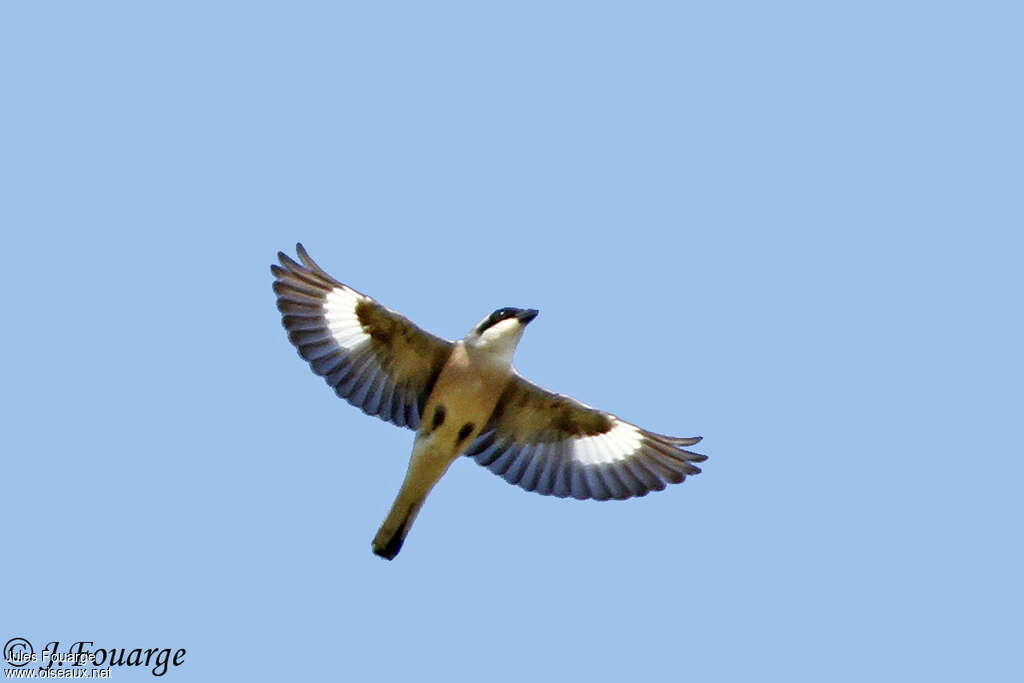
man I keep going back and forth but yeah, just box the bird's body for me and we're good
[374,341,511,558]
[272,244,707,560]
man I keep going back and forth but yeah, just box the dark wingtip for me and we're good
[273,251,288,275]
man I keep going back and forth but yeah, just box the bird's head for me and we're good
[464,307,539,363]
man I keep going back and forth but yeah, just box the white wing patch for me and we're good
[569,420,643,466]
[324,286,371,351]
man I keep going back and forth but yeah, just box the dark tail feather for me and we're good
[372,502,420,560]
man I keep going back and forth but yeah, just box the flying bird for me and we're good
[272,244,707,559]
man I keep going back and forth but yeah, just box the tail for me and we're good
[373,435,461,560]
[372,497,424,560]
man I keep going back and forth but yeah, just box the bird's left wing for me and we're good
[272,244,453,430]
[465,375,706,500]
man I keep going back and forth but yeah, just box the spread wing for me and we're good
[465,375,706,500]
[272,244,453,429]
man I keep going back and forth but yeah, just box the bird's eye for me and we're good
[478,308,520,334]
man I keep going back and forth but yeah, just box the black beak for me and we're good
[517,308,539,325]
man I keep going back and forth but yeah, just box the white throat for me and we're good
[465,317,524,366]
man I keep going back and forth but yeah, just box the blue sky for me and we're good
[2,2,1020,681]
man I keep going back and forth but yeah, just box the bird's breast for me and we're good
[418,343,511,450]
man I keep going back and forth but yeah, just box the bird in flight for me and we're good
[272,244,707,560]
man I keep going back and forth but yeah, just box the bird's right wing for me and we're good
[465,375,706,500]
[272,244,453,430]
